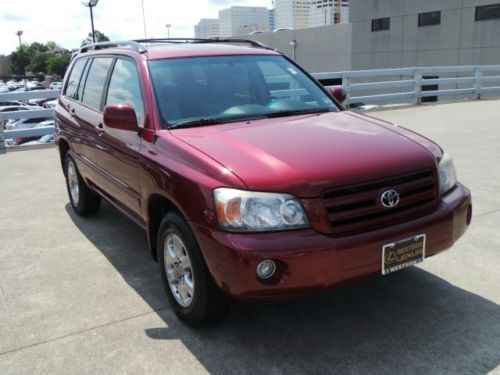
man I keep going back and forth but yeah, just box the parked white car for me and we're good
[34,119,55,128]
[21,134,55,146]
[5,117,51,130]
[49,82,63,90]
[43,99,58,108]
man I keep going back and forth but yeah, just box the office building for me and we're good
[219,6,270,37]
[309,0,349,27]
[274,0,311,29]
[194,18,220,38]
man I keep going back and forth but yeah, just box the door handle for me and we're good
[96,123,105,135]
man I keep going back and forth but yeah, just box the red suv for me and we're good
[55,39,472,326]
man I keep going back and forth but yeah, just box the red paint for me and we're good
[55,43,471,300]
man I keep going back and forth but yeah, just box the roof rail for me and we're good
[133,37,273,50]
[78,38,273,55]
[79,40,146,54]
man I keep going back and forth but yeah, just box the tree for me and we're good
[9,41,68,76]
[81,30,110,46]
[27,52,49,74]
[46,53,71,77]
[9,46,30,75]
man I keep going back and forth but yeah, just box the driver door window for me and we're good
[105,59,144,125]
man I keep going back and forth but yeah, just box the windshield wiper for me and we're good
[168,118,229,129]
[168,114,269,129]
[264,107,332,118]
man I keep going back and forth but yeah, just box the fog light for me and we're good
[256,260,276,279]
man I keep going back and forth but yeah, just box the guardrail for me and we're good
[0,89,59,151]
[311,65,500,105]
[1,65,500,151]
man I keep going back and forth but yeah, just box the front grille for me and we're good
[322,169,438,235]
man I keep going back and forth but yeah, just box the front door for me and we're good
[91,57,145,219]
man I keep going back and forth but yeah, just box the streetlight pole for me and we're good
[165,24,171,38]
[16,30,23,52]
[16,30,26,86]
[81,0,99,43]
[322,8,328,26]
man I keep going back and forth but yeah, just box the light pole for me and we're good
[322,8,328,26]
[16,30,23,51]
[81,0,99,43]
[16,30,26,85]
[165,24,171,38]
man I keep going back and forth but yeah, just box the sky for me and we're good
[0,0,272,55]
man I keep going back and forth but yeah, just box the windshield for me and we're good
[149,55,338,128]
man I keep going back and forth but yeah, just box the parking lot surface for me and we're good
[0,100,499,374]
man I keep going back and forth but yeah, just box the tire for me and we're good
[158,211,229,327]
[64,151,101,216]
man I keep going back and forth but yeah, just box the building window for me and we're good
[371,17,390,32]
[418,11,441,27]
[475,4,500,21]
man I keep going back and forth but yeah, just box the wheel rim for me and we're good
[164,233,195,307]
[67,160,79,206]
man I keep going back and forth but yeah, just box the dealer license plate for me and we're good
[382,234,426,275]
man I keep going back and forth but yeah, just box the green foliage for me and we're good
[9,48,30,75]
[46,54,71,77]
[27,52,49,74]
[9,41,70,77]
[81,30,110,46]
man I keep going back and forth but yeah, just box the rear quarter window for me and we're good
[64,58,87,99]
[81,57,113,111]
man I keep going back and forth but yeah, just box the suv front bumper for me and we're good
[192,183,471,300]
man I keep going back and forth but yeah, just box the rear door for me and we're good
[91,57,144,218]
[57,57,90,160]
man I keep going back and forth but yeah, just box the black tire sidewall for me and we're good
[158,212,226,326]
[65,151,84,212]
[64,151,100,215]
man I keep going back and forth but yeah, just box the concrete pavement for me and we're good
[0,100,499,374]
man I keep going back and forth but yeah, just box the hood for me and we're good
[171,111,438,197]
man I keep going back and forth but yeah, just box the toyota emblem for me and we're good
[380,189,400,208]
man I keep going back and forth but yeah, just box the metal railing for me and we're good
[1,64,500,151]
[311,65,500,106]
[0,90,59,151]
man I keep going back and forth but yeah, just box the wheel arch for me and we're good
[58,137,70,172]
[147,192,184,261]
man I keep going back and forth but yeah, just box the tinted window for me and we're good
[77,60,92,102]
[65,58,87,99]
[372,17,390,31]
[82,58,113,110]
[476,4,500,21]
[106,59,144,124]
[149,55,338,127]
[418,11,441,27]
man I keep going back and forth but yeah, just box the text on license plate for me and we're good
[382,234,426,275]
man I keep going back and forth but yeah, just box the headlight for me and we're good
[438,152,457,195]
[214,188,310,232]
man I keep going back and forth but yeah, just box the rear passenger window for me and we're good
[82,58,113,111]
[105,59,144,125]
[64,59,87,99]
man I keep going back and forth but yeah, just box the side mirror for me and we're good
[329,86,347,105]
[103,104,138,131]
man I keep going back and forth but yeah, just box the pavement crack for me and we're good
[0,306,170,357]
[473,208,500,219]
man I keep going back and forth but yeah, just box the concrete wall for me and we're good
[350,0,500,70]
[251,0,500,74]
[251,23,352,73]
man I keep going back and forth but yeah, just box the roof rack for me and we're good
[79,40,146,54]
[78,38,273,54]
